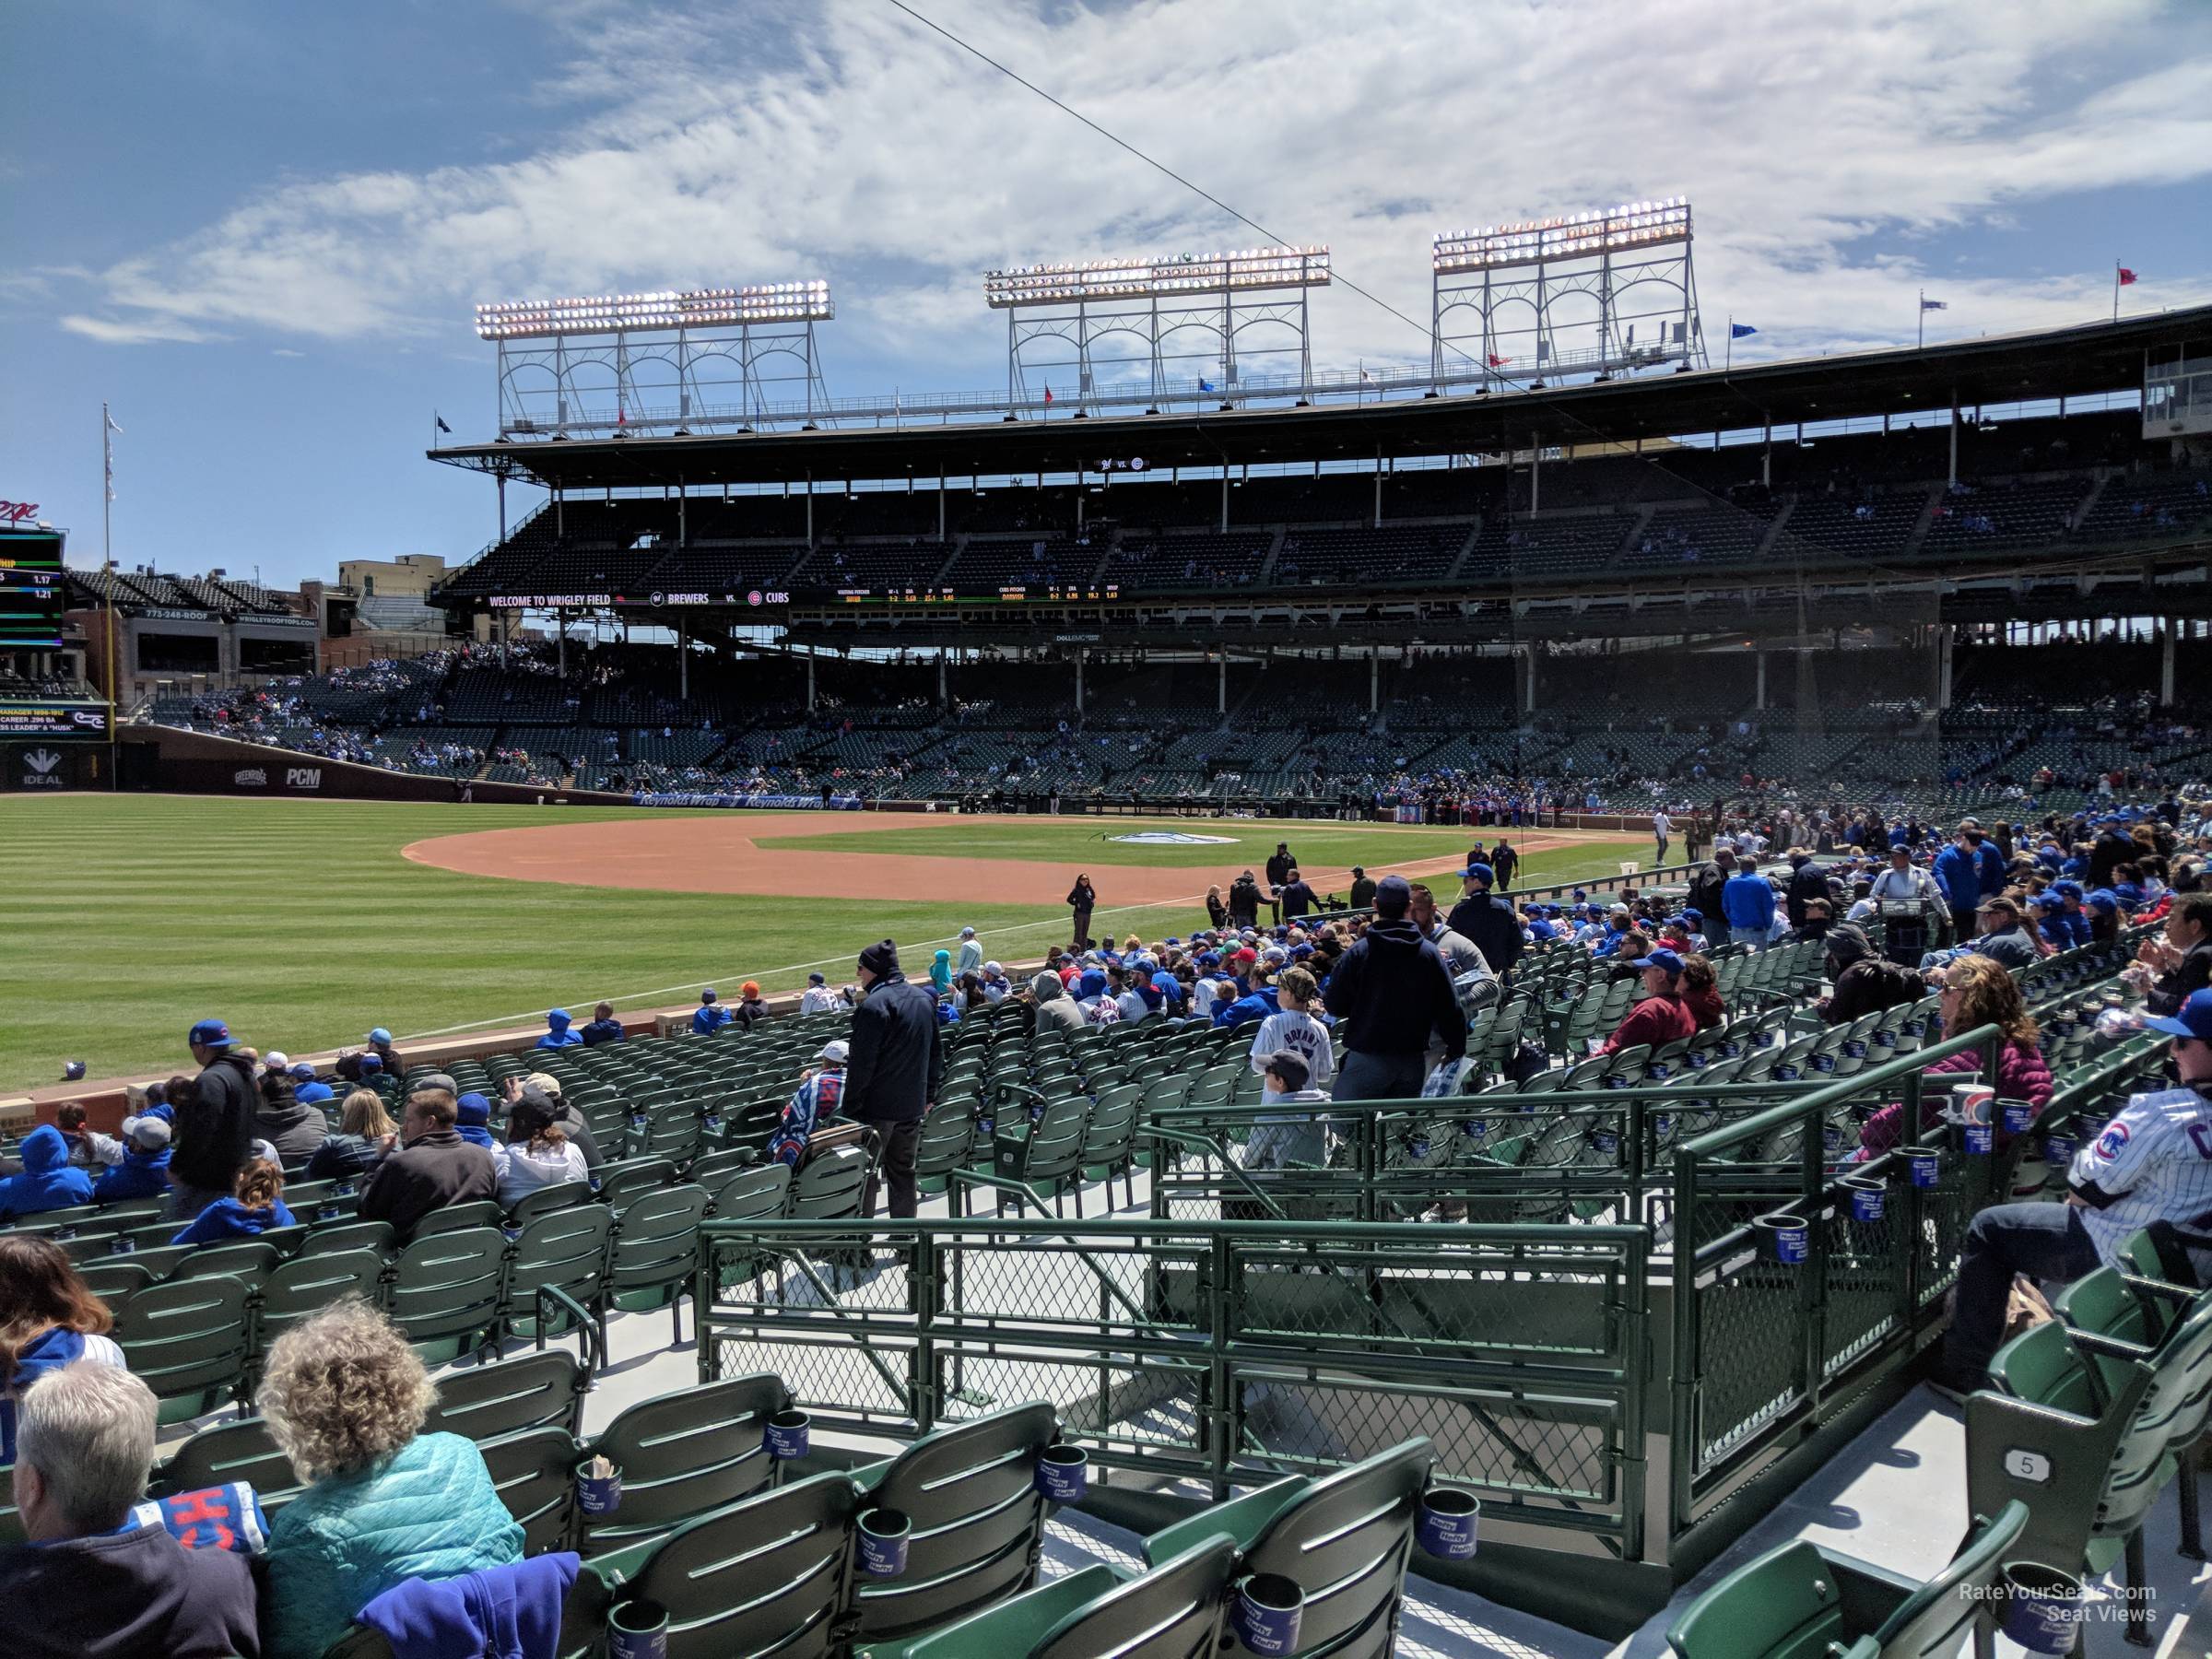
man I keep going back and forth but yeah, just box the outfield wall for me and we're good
[117,725,636,806]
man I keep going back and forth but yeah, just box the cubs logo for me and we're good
[2094,1121,2131,1161]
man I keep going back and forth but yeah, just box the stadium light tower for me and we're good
[474,282,835,437]
[982,246,1331,414]
[1430,198,1703,389]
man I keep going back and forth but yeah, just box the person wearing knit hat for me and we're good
[691,989,732,1037]
[734,982,770,1032]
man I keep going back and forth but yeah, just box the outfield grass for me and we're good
[2,795,1641,1092]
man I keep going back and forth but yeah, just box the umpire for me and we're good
[1447,863,1524,980]
[845,939,944,1219]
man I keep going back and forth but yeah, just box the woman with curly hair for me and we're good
[258,1299,520,1659]
[1857,954,2052,1156]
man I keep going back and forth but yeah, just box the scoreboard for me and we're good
[0,526,65,650]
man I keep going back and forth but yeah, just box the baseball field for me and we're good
[2,794,1647,1092]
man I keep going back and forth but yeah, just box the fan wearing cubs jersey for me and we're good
[1937,986,2212,1394]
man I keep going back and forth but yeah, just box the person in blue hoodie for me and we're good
[453,1092,498,1150]
[91,1116,174,1204]
[171,1158,295,1246]
[291,1062,335,1108]
[689,990,731,1036]
[535,1007,584,1049]
[0,1236,129,1465]
[1212,967,1282,1031]
[0,1125,94,1220]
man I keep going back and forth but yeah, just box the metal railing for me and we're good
[697,1215,1652,1556]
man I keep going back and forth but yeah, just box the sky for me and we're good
[5,0,2211,587]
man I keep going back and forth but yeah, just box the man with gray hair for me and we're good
[0,1362,260,1656]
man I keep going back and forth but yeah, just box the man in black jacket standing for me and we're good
[845,939,944,1219]
[1447,864,1524,982]
[1324,877,1467,1101]
[1347,865,1377,911]
[172,1018,257,1218]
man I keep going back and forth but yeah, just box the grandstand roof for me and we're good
[429,303,2209,492]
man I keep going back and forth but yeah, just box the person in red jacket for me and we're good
[1597,948,1698,1056]
[1856,954,2052,1156]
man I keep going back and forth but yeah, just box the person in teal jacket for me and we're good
[256,1299,523,1659]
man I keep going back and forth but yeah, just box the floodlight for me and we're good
[1431,199,1692,274]
[983,245,1330,308]
[474,281,834,339]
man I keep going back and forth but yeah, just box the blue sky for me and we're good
[6,0,2210,586]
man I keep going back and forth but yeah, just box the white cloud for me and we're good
[48,0,2212,372]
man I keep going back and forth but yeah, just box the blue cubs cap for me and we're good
[700,988,717,1002]
[1679,907,1703,923]
[2144,988,2212,1041]
[2053,881,2084,900]
[455,1091,492,1126]
[1462,863,1495,884]
[2088,889,2121,912]
[2030,892,2063,911]
[807,971,826,984]
[359,1052,383,1073]
[188,1018,233,1049]
[290,1062,317,1081]
[1631,948,1685,975]
[1572,888,1589,900]
[368,1027,393,1044]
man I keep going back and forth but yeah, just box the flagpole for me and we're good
[1917,290,1924,350]
[1725,316,1733,373]
[2113,261,2121,324]
[101,401,117,740]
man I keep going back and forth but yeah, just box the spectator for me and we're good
[1933,829,1984,941]
[1783,851,1830,932]
[171,1158,295,1246]
[1859,955,2051,1155]
[728,981,769,1032]
[1947,896,2041,971]
[449,1090,498,1150]
[1935,988,2212,1392]
[1242,1051,1335,1172]
[579,1001,627,1046]
[799,971,844,1015]
[1679,954,1726,1030]
[844,940,944,1219]
[290,1063,335,1108]
[0,1362,257,1659]
[1598,949,1698,1056]
[1347,865,1377,911]
[304,1090,396,1183]
[1722,854,1776,948]
[1277,867,1318,921]
[1687,845,1735,948]
[767,1041,850,1168]
[1323,876,1465,1101]
[930,950,955,996]
[1247,966,1335,1092]
[492,1094,590,1206]
[172,1018,257,1219]
[0,1237,125,1465]
[509,1072,605,1169]
[1446,864,1522,980]
[689,990,731,1037]
[1206,885,1230,930]
[1229,869,1265,929]
[1818,924,1924,1026]
[254,1071,327,1168]
[92,1116,175,1203]
[356,1088,497,1241]
[0,1125,95,1221]
[1067,875,1098,950]
[258,1300,522,1659]
[957,925,984,976]
[53,1101,124,1172]
[535,1007,585,1049]
[2130,892,2212,1016]
[336,1028,404,1083]
[1030,971,1087,1035]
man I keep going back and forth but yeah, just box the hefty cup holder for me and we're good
[1906,1149,1941,1188]
[858,1507,912,1577]
[1035,1442,1088,1503]
[110,1236,137,1255]
[575,1459,623,1518]
[1999,1099,2036,1137]
[1406,1134,1432,1162]
[2043,1132,2076,1168]
[1999,1561,2084,1654]
[1756,1213,1810,1265]
[1842,1175,1886,1223]
[1416,1488,1481,1559]
[1231,1572,1305,1656]
[1959,1121,1994,1157]
[764,1409,810,1462]
[606,1597,669,1659]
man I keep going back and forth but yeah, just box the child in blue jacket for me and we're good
[172,1159,295,1245]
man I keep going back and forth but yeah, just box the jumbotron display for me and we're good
[0,525,65,650]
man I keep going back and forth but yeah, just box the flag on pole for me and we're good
[435,413,453,434]
[104,406,122,502]
[1730,323,1759,338]
[1920,298,1947,312]
[1042,385,1053,405]
[1359,366,1372,382]
[2117,267,2139,287]
[617,404,626,427]
[1486,353,1510,368]
[1198,379,1215,393]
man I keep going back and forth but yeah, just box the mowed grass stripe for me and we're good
[1,797,1643,1091]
